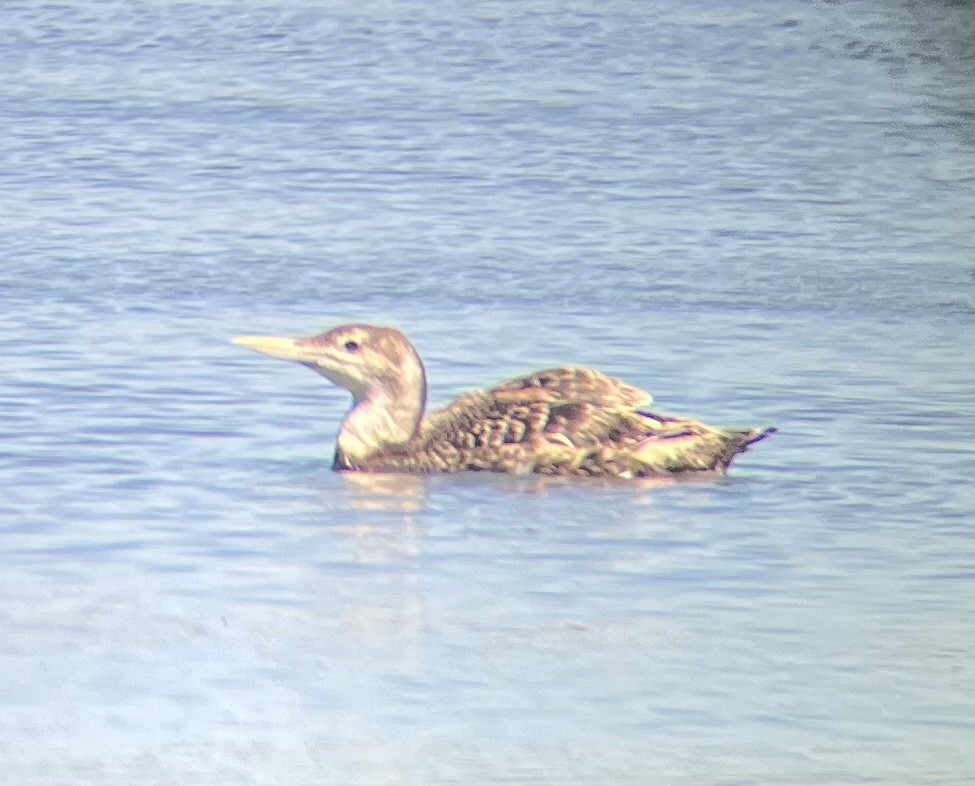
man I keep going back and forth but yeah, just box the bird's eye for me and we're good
[344,340,360,353]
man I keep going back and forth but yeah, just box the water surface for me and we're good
[0,2,972,784]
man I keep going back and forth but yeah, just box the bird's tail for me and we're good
[741,425,777,447]
[630,415,776,475]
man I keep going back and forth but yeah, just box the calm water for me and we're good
[1,1,972,784]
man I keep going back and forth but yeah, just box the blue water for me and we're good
[1,2,972,784]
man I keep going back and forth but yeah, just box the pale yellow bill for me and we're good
[231,335,307,361]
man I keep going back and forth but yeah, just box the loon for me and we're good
[233,323,775,477]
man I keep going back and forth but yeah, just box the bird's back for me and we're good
[350,367,772,477]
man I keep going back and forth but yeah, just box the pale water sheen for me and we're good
[0,1,972,784]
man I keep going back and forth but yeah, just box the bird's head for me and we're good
[233,323,426,406]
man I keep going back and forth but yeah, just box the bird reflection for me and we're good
[340,470,428,513]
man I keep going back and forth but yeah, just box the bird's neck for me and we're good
[335,380,425,469]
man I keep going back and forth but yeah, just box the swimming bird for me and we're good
[233,324,774,478]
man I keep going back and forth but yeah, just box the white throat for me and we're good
[335,387,422,467]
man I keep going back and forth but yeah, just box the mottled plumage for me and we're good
[233,324,774,478]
